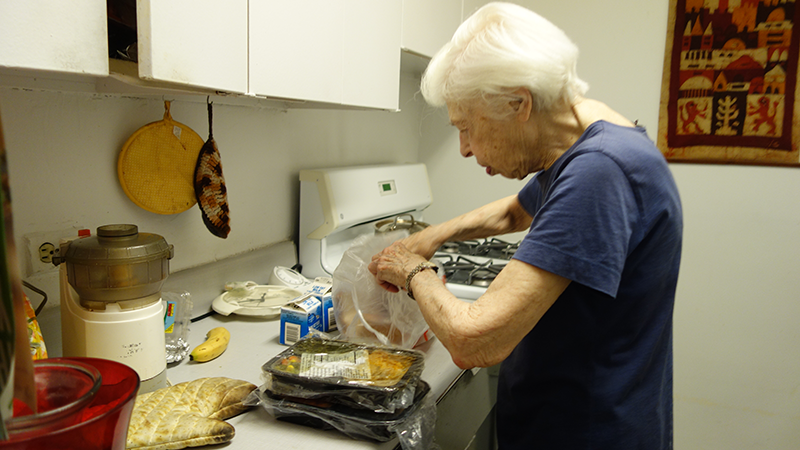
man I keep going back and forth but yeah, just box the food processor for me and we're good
[53,224,174,393]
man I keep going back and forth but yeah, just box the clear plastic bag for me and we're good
[332,231,436,349]
[248,381,438,449]
[163,291,193,363]
[249,338,440,448]
[261,337,425,413]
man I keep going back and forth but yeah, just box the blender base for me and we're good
[140,368,168,393]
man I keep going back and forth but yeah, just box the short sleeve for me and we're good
[513,152,638,297]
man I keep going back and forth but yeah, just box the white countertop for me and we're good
[165,312,464,450]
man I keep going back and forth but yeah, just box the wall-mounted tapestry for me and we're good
[657,0,800,166]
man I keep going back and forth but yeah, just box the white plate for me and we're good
[211,285,303,318]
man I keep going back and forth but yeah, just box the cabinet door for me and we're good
[0,0,108,75]
[249,1,343,105]
[401,0,462,59]
[137,0,247,94]
[249,0,401,110]
[343,0,402,110]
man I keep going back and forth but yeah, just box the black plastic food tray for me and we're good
[264,380,431,442]
[262,337,425,399]
[264,374,418,413]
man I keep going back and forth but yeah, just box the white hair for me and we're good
[421,2,588,116]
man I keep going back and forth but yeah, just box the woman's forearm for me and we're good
[404,194,532,259]
[440,194,532,241]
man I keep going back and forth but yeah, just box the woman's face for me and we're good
[448,101,537,180]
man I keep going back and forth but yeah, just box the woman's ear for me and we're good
[511,87,533,122]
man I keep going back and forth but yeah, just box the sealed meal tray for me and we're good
[264,371,417,413]
[256,380,432,442]
[262,337,425,412]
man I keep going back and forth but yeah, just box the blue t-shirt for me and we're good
[496,121,682,449]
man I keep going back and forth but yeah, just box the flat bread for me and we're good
[126,377,257,450]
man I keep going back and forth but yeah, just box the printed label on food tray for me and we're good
[299,349,371,379]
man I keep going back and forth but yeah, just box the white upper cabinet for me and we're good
[249,0,401,110]
[249,2,343,105]
[401,0,463,59]
[0,1,108,76]
[342,0,402,110]
[1,1,402,110]
[136,0,248,94]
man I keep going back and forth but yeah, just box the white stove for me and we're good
[297,163,432,279]
[297,164,515,301]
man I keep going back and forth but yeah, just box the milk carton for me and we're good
[280,294,322,345]
[304,277,336,333]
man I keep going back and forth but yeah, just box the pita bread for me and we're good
[126,377,257,450]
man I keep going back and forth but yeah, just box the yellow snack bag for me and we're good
[22,294,47,360]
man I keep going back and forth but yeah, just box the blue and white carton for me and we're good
[303,277,336,333]
[280,294,322,345]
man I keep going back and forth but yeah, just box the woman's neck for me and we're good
[571,97,635,129]
[528,101,586,170]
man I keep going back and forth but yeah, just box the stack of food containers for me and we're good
[248,337,436,448]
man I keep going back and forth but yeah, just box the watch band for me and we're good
[405,261,439,301]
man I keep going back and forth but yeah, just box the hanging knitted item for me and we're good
[194,99,230,238]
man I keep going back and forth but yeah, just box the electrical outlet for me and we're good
[23,228,87,277]
[38,242,56,263]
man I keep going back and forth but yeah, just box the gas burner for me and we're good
[467,264,503,287]
[502,244,519,259]
[441,240,481,255]
[437,238,519,261]
[435,254,506,287]
[439,242,461,253]
[477,238,519,260]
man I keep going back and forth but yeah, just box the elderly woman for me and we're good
[368,3,682,449]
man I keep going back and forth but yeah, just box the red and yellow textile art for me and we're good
[657,0,800,166]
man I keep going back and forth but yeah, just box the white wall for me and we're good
[0,72,426,318]
[420,1,800,449]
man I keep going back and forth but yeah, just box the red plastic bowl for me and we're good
[2,357,140,450]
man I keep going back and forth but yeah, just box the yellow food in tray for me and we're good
[367,349,415,385]
[265,338,423,388]
[262,338,426,414]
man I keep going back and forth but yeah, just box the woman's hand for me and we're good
[368,242,427,293]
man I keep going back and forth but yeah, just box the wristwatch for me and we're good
[405,261,439,301]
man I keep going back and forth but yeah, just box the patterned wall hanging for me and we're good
[657,0,800,166]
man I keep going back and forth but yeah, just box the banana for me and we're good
[190,327,231,362]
